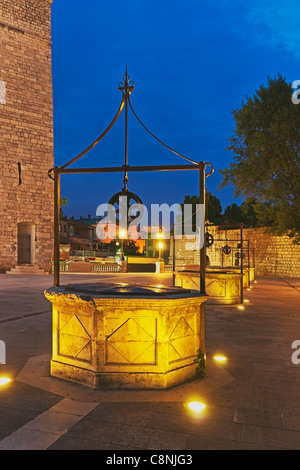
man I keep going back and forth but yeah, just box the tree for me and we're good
[108,239,140,256]
[60,198,68,207]
[220,74,300,243]
[239,201,259,228]
[223,200,259,227]
[206,192,223,225]
[223,203,243,225]
[180,192,223,232]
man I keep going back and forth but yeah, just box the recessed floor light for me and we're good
[0,378,11,386]
[214,355,227,363]
[187,401,206,413]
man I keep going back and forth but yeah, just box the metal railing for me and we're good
[91,264,121,272]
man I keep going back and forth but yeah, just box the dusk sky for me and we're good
[51,0,300,219]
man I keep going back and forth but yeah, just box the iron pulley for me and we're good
[223,245,231,255]
[206,232,214,248]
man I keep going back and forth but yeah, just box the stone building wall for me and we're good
[172,226,300,278]
[0,0,54,272]
[241,228,300,277]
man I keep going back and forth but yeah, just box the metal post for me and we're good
[53,168,61,287]
[124,82,128,189]
[247,240,250,288]
[240,224,243,304]
[199,162,206,295]
[119,66,134,191]
[172,230,176,287]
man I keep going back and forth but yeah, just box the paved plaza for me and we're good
[0,272,300,451]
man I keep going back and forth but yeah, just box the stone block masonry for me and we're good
[243,228,300,278]
[206,227,300,278]
[0,0,54,272]
[173,227,300,278]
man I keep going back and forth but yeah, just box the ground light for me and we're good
[187,401,206,413]
[0,377,11,386]
[237,305,245,311]
[213,355,228,363]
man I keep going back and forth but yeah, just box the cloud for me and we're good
[219,0,300,58]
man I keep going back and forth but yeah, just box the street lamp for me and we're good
[158,241,164,261]
[157,230,164,262]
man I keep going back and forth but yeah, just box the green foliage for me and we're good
[60,198,68,207]
[194,349,206,379]
[206,192,223,225]
[181,193,259,228]
[181,192,223,230]
[220,74,300,243]
[223,203,242,225]
[108,239,140,256]
[223,200,259,227]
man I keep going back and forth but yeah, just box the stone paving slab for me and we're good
[15,354,235,403]
[0,273,300,451]
[0,398,98,450]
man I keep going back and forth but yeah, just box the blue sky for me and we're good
[51,0,300,218]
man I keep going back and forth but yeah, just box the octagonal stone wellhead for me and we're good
[45,283,207,389]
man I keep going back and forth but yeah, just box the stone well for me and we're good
[208,267,255,288]
[45,283,207,390]
[175,270,243,305]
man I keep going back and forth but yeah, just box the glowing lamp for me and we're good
[0,377,11,386]
[214,355,227,363]
[187,401,206,413]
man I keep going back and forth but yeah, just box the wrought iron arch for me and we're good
[48,67,214,293]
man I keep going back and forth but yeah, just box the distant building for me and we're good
[60,214,94,251]
[0,0,54,273]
